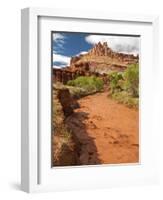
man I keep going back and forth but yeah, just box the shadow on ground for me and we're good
[65,111,101,165]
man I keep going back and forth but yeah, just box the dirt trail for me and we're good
[66,91,139,165]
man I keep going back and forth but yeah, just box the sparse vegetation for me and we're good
[123,64,139,97]
[112,91,139,108]
[67,76,104,95]
[108,64,139,108]
[53,88,72,140]
[52,87,78,166]
[53,132,77,166]
[54,82,93,99]
[108,71,124,94]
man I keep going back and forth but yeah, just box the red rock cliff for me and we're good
[53,42,139,84]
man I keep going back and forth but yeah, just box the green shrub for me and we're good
[67,86,90,98]
[67,80,75,86]
[112,91,139,108]
[67,76,104,93]
[123,64,139,97]
[108,71,124,94]
[107,64,139,107]
[53,81,101,99]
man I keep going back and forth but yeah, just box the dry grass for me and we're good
[52,85,78,166]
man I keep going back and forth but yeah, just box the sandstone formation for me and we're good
[88,42,112,56]
[55,86,79,117]
[87,42,138,63]
[53,42,139,84]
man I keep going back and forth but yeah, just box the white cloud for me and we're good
[53,33,65,40]
[76,51,88,56]
[85,35,140,55]
[53,65,64,69]
[53,34,70,67]
[53,53,71,67]
[53,33,67,50]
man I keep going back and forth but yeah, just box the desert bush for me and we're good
[112,91,139,108]
[107,71,124,94]
[108,64,139,108]
[67,86,90,98]
[53,82,93,99]
[67,76,104,93]
[123,64,139,97]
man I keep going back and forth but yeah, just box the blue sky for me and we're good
[52,32,93,68]
[52,32,139,68]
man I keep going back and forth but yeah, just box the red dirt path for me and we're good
[66,91,139,165]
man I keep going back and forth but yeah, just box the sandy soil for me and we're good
[66,91,139,165]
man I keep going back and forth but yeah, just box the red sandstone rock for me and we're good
[53,42,139,84]
[57,88,74,117]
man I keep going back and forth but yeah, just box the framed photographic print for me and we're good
[21,8,159,193]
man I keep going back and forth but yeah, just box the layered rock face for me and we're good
[53,68,86,84]
[88,42,112,56]
[53,42,139,84]
[87,42,138,63]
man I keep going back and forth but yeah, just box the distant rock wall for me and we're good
[87,42,139,64]
[53,42,138,84]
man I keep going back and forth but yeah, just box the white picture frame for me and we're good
[21,7,159,193]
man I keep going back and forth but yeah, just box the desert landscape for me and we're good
[52,33,139,166]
